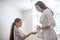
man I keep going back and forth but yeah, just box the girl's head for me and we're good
[35,1,47,12]
[10,18,22,40]
[14,18,22,27]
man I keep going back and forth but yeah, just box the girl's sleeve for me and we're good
[16,29,24,36]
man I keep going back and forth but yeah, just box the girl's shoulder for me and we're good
[16,28,22,32]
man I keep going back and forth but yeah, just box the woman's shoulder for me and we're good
[43,8,51,13]
[43,8,52,15]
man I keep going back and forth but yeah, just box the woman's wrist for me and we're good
[42,26,50,30]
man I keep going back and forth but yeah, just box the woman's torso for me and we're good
[40,8,57,40]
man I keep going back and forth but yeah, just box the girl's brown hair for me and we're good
[10,18,21,40]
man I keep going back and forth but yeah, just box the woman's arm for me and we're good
[37,25,50,30]
[41,26,50,30]
[46,9,56,28]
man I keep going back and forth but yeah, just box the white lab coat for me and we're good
[38,8,57,40]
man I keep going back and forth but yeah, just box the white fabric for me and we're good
[14,28,24,40]
[37,8,57,40]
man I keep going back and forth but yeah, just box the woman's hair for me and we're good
[10,18,21,40]
[35,1,47,10]
[35,1,54,15]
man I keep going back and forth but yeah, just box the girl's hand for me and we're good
[36,25,41,29]
[30,32,37,34]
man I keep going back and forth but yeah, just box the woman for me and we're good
[35,1,57,40]
[10,18,37,40]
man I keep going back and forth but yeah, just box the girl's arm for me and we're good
[17,32,37,40]
[23,32,37,39]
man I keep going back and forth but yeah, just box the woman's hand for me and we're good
[36,25,50,30]
[42,26,50,30]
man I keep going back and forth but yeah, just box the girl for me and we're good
[35,1,57,40]
[10,18,37,40]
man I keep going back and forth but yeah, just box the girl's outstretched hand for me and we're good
[36,25,41,29]
[30,32,37,34]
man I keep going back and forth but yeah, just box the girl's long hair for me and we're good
[10,18,21,40]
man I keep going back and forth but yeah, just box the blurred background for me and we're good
[0,0,60,40]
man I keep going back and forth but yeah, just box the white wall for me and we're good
[22,9,38,40]
[0,1,39,40]
[22,9,33,33]
[22,9,33,40]
[0,2,22,40]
